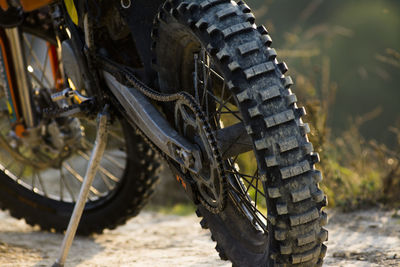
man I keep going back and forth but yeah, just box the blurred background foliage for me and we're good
[248,0,400,210]
[151,0,400,211]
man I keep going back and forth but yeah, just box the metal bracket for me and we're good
[52,107,109,267]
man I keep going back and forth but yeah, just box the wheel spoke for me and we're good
[206,85,210,119]
[104,153,125,169]
[244,174,256,195]
[60,167,76,202]
[226,169,266,198]
[220,131,249,159]
[17,166,25,182]
[23,34,35,65]
[4,160,15,171]
[194,53,200,103]
[31,172,36,191]
[196,52,239,123]
[238,192,267,221]
[206,91,242,122]
[82,139,126,169]
[196,55,238,120]
[225,170,257,179]
[205,51,211,119]
[62,162,102,196]
[218,81,226,122]
[241,178,265,198]
[77,150,120,183]
[219,110,240,114]
[209,94,235,121]
[39,45,50,88]
[197,59,225,82]
[23,34,52,87]
[232,154,239,165]
[229,185,267,229]
[36,172,48,197]
[254,173,259,209]
[28,71,48,89]
[238,194,267,222]
[201,48,209,107]
[99,171,114,190]
[226,164,267,228]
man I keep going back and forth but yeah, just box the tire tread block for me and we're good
[289,207,319,226]
[244,62,275,80]
[222,22,253,39]
[280,160,310,179]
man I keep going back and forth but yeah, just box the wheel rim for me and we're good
[184,45,268,232]
[0,32,127,203]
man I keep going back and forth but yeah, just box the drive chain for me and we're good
[99,55,227,213]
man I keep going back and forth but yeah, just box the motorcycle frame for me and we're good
[0,0,251,173]
[0,0,206,172]
[0,0,164,128]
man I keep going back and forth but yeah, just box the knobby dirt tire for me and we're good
[0,120,160,235]
[152,0,328,266]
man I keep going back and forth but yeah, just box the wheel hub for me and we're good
[0,88,84,170]
[0,116,84,170]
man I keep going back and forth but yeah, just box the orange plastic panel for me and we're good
[0,0,8,10]
[20,0,54,12]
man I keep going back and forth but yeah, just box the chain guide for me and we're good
[99,55,227,213]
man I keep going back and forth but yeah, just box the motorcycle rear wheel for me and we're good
[153,1,328,266]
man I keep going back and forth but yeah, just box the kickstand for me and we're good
[52,107,109,267]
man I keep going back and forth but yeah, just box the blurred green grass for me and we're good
[146,203,196,216]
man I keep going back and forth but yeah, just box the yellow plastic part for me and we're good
[64,0,79,25]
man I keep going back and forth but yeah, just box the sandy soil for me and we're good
[0,209,399,267]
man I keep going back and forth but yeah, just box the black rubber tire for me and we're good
[0,119,160,235]
[0,22,160,235]
[152,0,328,266]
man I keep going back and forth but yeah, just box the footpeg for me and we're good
[45,88,94,118]
[51,88,91,103]
[43,104,86,118]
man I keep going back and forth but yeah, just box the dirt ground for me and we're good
[0,208,399,267]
